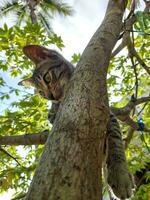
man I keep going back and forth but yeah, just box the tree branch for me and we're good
[127,36,150,75]
[0,131,48,145]
[0,96,149,146]
[111,96,150,116]
[134,96,150,105]
[0,146,21,166]
[111,3,150,59]
[111,33,128,58]
[124,128,135,149]
[111,95,150,132]
[11,193,26,200]
[111,14,136,58]
[117,115,150,133]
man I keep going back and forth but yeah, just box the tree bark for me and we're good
[1,96,150,146]
[27,0,38,24]
[0,131,48,145]
[25,1,128,199]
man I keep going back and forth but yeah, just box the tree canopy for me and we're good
[0,0,150,199]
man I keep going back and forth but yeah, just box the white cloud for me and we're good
[51,1,109,59]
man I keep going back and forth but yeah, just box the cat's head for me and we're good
[19,45,73,101]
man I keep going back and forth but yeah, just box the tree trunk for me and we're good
[25,1,127,199]
[27,0,38,24]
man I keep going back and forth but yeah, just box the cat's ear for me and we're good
[18,77,35,87]
[23,45,49,65]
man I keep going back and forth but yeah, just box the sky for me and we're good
[0,1,109,199]
[51,0,108,59]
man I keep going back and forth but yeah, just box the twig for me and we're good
[134,96,150,105]
[124,128,135,149]
[111,95,150,132]
[111,14,137,58]
[125,29,150,35]
[128,32,139,116]
[111,32,129,58]
[137,102,148,116]
[111,96,150,117]
[134,51,150,75]
[127,36,150,75]
[11,193,26,200]
[0,146,21,166]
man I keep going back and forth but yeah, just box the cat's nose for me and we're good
[48,93,55,100]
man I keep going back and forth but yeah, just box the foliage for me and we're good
[106,10,150,199]
[0,0,73,32]
[132,184,150,200]
[71,53,81,64]
[0,21,65,196]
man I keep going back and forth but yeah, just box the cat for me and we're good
[19,45,132,199]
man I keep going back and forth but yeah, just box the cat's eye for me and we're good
[44,72,52,83]
[38,89,44,97]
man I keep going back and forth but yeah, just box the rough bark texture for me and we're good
[1,96,150,146]
[0,131,48,145]
[25,1,127,200]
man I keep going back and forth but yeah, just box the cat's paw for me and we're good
[107,163,132,199]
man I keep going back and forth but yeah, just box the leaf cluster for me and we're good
[0,22,65,195]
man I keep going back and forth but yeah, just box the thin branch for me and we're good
[111,33,128,58]
[123,96,150,113]
[126,30,150,35]
[0,146,21,166]
[112,4,150,59]
[124,128,135,149]
[133,63,138,98]
[134,96,150,106]
[118,115,150,132]
[11,193,26,200]
[127,32,139,116]
[127,36,150,75]
[111,95,150,132]
[111,15,137,58]
[134,51,150,75]
[111,96,150,117]
[137,102,148,116]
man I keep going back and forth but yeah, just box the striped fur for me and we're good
[21,45,132,199]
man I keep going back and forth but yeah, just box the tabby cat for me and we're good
[20,45,132,199]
